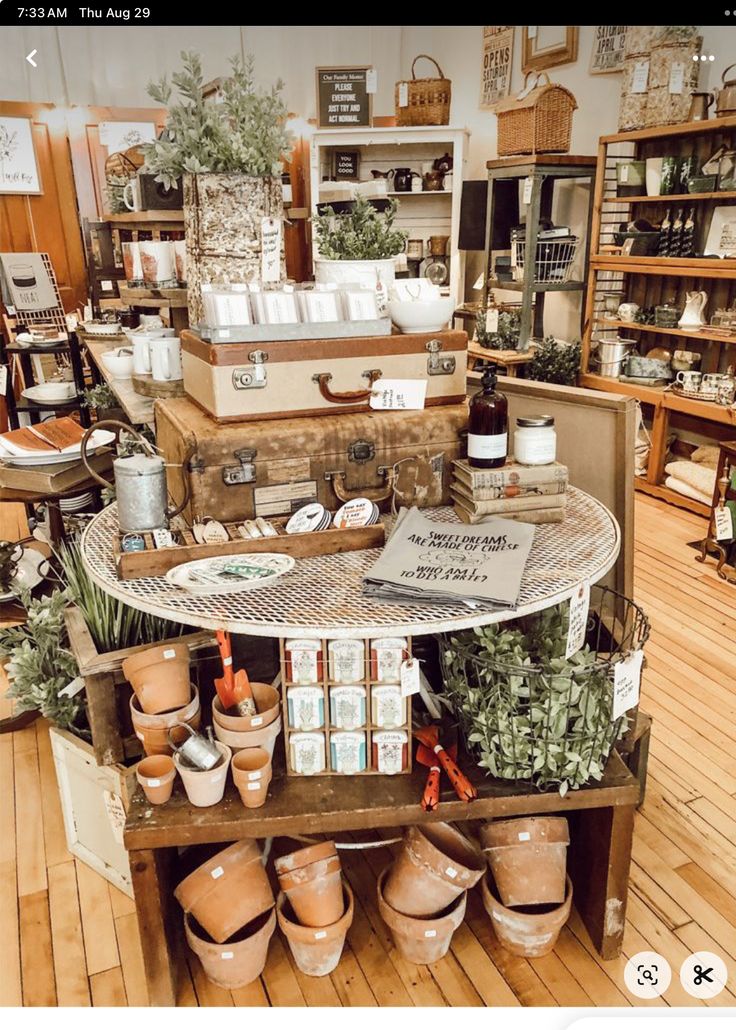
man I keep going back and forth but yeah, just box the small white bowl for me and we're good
[388,297,455,334]
[101,347,134,379]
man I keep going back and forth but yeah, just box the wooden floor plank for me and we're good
[186,950,234,1007]
[35,721,70,869]
[13,736,46,897]
[630,861,691,931]
[90,968,127,1007]
[75,858,120,976]
[115,912,150,1007]
[259,932,308,1007]
[528,952,593,1006]
[553,925,630,1006]
[0,729,21,1007]
[48,862,90,1007]
[19,890,57,1007]
[675,920,736,1006]
[230,979,271,1006]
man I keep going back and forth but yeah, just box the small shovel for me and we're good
[215,629,256,716]
[413,722,477,802]
[415,740,458,811]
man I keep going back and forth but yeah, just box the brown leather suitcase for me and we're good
[155,396,469,526]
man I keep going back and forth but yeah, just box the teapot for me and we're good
[716,64,736,117]
[678,290,708,330]
[422,170,445,192]
[392,168,420,192]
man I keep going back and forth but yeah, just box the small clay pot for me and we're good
[383,822,484,917]
[231,748,272,809]
[277,854,343,928]
[212,713,282,757]
[277,880,354,977]
[185,907,276,989]
[122,641,191,715]
[212,682,280,731]
[274,840,337,876]
[136,754,176,805]
[481,871,572,958]
[130,684,200,756]
[480,816,570,908]
[376,865,466,964]
[175,838,275,944]
[174,741,231,808]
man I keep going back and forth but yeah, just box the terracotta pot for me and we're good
[185,907,276,989]
[130,684,201,756]
[136,754,176,805]
[277,880,354,977]
[277,854,343,928]
[480,816,570,907]
[481,871,572,958]
[383,822,485,917]
[174,741,231,808]
[175,838,275,944]
[212,713,282,756]
[122,642,191,715]
[376,865,466,964]
[212,682,280,731]
[274,840,337,875]
[231,748,272,809]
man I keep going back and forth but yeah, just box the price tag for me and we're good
[715,505,734,542]
[522,176,533,205]
[370,378,427,410]
[631,59,650,94]
[211,866,224,880]
[398,82,409,107]
[619,163,629,183]
[472,272,485,291]
[101,279,114,291]
[565,581,590,660]
[0,367,7,397]
[613,650,644,720]
[103,791,126,845]
[400,658,421,697]
[485,308,499,333]
[669,62,684,95]
[366,68,378,94]
[6,305,15,316]
[261,216,282,283]
[59,675,86,698]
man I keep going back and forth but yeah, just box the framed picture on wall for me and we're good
[522,27,579,74]
[0,117,42,195]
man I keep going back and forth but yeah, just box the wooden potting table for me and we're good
[80,491,640,1006]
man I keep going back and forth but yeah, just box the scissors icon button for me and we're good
[693,964,714,985]
[681,953,727,998]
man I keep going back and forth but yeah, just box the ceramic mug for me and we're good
[151,337,183,382]
[123,178,142,212]
[617,302,640,322]
[138,241,176,287]
[676,370,703,390]
[701,373,725,391]
[122,242,144,285]
[132,335,152,376]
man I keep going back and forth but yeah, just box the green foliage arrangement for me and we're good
[528,336,582,386]
[142,51,293,189]
[82,383,117,411]
[475,308,521,351]
[315,196,407,261]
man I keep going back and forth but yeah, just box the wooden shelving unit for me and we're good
[581,116,736,517]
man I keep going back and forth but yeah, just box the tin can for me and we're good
[370,637,409,683]
[284,639,323,684]
[328,639,365,684]
[329,685,367,730]
[330,731,367,773]
[372,730,409,774]
[286,686,324,731]
[289,732,326,775]
[371,685,406,728]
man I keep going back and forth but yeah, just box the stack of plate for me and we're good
[59,491,95,513]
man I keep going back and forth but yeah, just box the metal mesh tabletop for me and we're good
[81,488,619,638]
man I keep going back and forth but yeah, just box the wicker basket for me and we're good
[496,72,576,157]
[395,55,451,127]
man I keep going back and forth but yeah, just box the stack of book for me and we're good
[451,459,569,525]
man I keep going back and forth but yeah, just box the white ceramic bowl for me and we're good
[26,382,76,402]
[100,347,134,379]
[388,297,455,334]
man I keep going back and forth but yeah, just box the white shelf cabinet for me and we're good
[309,126,470,308]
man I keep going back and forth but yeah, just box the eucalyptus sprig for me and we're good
[315,196,407,261]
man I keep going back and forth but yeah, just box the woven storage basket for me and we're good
[395,55,451,127]
[495,73,576,157]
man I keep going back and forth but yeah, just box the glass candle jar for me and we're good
[514,416,557,466]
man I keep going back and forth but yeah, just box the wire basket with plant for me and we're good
[314,195,407,261]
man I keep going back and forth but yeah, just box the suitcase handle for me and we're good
[325,467,395,504]
[312,369,382,405]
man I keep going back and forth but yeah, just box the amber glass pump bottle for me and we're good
[467,364,508,469]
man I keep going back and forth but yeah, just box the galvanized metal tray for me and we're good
[196,319,392,344]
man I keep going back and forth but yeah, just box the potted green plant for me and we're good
[527,336,582,386]
[142,51,293,324]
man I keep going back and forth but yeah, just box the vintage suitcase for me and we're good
[155,396,469,526]
[179,328,467,423]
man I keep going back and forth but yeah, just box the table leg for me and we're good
[568,803,635,960]
[130,847,178,1006]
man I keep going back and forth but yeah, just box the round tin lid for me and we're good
[516,415,555,428]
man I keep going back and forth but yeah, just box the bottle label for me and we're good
[467,432,507,460]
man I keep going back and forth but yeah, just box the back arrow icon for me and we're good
[26,50,38,68]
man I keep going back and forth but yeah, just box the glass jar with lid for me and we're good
[514,416,557,466]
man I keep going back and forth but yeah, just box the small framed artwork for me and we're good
[316,67,372,129]
[522,27,579,75]
[0,116,42,195]
[334,150,360,180]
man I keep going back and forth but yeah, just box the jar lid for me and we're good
[516,416,555,428]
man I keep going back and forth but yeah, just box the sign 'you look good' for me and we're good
[317,67,372,128]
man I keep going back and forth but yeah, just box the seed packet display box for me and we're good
[279,637,413,776]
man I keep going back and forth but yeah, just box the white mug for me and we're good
[151,337,182,382]
[676,370,702,390]
[132,335,152,375]
[122,242,143,285]
[173,240,187,285]
[139,241,176,287]
[123,178,142,211]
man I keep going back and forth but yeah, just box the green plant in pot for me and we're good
[475,308,521,351]
[527,336,582,386]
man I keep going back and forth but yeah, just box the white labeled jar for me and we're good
[514,416,557,466]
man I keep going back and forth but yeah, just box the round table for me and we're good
[81,487,620,638]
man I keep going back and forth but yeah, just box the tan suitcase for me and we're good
[180,328,467,423]
[156,396,469,526]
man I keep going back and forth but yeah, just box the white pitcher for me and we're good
[678,290,708,329]
[151,337,183,382]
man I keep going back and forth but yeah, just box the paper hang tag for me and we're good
[522,176,533,205]
[613,649,644,721]
[103,791,126,846]
[472,272,485,291]
[631,59,650,94]
[619,163,629,183]
[59,675,85,699]
[261,217,282,283]
[101,279,114,292]
[366,68,378,94]
[370,378,427,411]
[398,82,409,107]
[485,308,499,334]
[669,62,684,95]
[715,505,734,542]
[0,367,7,398]
[565,581,591,660]
[400,658,421,697]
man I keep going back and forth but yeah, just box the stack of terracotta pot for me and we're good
[124,643,199,756]
[377,822,485,963]
[175,840,276,989]
[212,681,282,757]
[479,816,571,957]
[275,841,354,977]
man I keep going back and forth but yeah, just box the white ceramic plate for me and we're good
[0,548,50,600]
[166,553,295,595]
[15,332,68,347]
[22,384,77,404]
[0,429,115,466]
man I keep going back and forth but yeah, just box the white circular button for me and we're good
[680,952,728,999]
[624,951,671,999]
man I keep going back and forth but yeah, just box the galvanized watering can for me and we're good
[168,724,221,770]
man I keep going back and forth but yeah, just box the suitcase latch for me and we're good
[232,351,268,390]
[426,338,456,376]
[222,448,257,485]
[347,439,376,464]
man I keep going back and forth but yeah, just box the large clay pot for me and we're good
[212,682,280,732]
[130,684,201,757]
[231,748,272,809]
[136,754,176,805]
[212,713,282,756]
[174,741,231,808]
[175,838,275,944]
[277,880,354,977]
[376,865,466,963]
[479,816,569,908]
[481,871,572,958]
[185,908,276,989]
[275,841,343,928]
[383,822,484,917]
[122,642,191,715]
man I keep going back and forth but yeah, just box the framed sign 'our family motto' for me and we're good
[0,117,42,195]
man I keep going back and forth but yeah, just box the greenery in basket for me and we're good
[440,602,626,796]
[527,336,581,386]
[475,308,521,351]
[82,383,117,411]
[315,195,407,261]
[142,51,293,189]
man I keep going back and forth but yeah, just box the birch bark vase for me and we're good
[183,173,286,325]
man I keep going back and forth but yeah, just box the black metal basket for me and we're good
[439,586,649,795]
